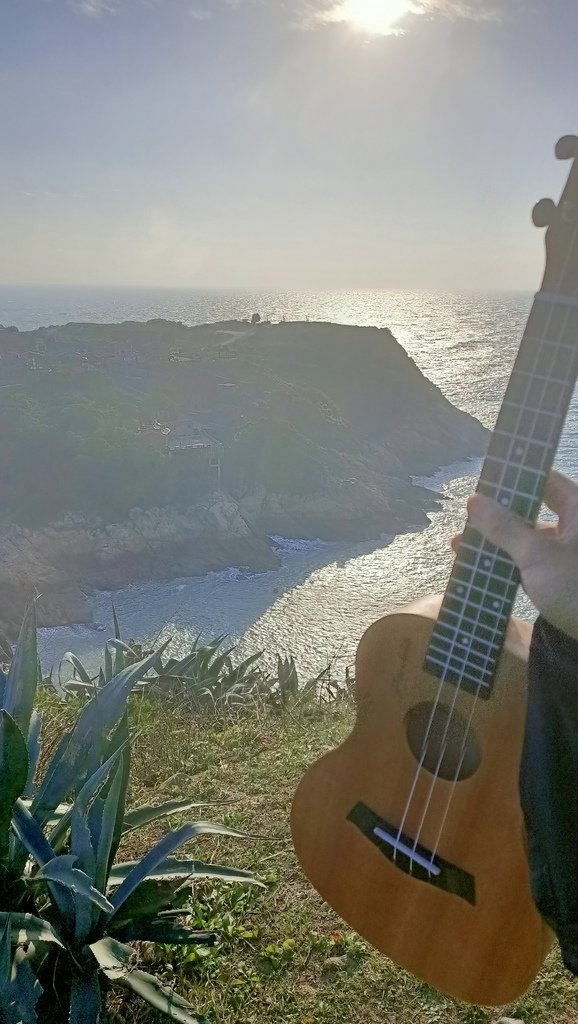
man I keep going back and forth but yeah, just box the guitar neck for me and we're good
[424,291,578,697]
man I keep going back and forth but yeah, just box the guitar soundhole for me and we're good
[405,702,481,781]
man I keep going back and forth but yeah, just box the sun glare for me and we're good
[327,0,422,36]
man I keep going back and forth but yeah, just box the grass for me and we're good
[41,691,578,1024]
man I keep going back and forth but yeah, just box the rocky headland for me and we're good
[0,318,488,636]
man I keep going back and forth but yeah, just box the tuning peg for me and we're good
[532,198,556,227]
[556,135,578,160]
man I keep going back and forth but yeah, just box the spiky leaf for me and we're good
[24,710,42,798]
[3,604,38,737]
[122,799,214,835]
[91,937,206,1023]
[36,856,114,914]
[0,711,29,867]
[107,857,262,888]
[0,912,63,947]
[69,972,102,1023]
[31,645,167,827]
[108,878,189,929]
[109,822,259,913]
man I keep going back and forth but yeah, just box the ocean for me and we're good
[1,285,577,677]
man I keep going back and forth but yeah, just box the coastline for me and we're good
[35,456,484,677]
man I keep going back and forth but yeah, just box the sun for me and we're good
[326,0,422,36]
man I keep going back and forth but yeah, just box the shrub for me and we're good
[0,605,262,1023]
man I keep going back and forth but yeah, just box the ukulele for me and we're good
[291,135,578,1006]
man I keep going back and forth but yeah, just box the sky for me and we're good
[1,0,578,290]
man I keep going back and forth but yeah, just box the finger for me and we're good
[450,532,463,553]
[543,470,578,530]
[535,523,558,537]
[467,493,546,568]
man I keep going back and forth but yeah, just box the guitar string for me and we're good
[394,200,578,870]
[428,307,576,866]
[426,301,573,864]
[414,212,578,869]
[409,305,567,868]
[420,212,578,863]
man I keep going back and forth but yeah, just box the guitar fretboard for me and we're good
[424,293,578,697]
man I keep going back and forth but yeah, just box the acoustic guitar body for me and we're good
[291,596,553,1006]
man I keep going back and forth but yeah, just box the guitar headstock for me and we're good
[533,135,578,298]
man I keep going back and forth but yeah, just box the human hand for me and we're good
[451,470,578,642]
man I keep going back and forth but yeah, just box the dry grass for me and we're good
[41,691,578,1024]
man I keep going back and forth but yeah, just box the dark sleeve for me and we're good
[520,615,578,975]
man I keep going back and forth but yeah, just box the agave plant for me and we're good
[62,623,268,709]
[0,605,263,1023]
[153,636,267,707]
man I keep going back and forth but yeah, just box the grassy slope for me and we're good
[46,694,575,1024]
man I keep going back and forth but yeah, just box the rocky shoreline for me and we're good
[0,317,489,637]
[0,473,464,639]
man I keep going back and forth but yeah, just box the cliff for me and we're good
[0,319,488,636]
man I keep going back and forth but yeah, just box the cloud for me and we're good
[306,0,510,33]
[65,0,511,25]
[68,0,120,14]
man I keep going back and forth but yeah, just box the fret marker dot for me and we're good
[515,446,524,457]
[483,558,491,568]
[500,496,509,506]
[460,635,470,646]
[492,600,500,610]
[456,586,465,595]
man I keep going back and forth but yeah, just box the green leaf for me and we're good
[35,856,114,914]
[0,928,42,1024]
[109,822,261,913]
[0,912,64,947]
[59,653,95,689]
[108,877,189,928]
[0,711,29,866]
[3,604,38,738]
[94,759,126,899]
[112,605,121,641]
[122,799,215,835]
[11,800,75,920]
[24,710,42,798]
[32,645,167,827]
[69,973,101,1023]
[108,857,263,888]
[103,714,131,875]
[90,937,206,1023]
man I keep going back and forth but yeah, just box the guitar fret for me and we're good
[492,429,551,449]
[453,555,516,584]
[441,596,509,631]
[431,624,502,655]
[437,605,504,639]
[514,369,571,386]
[427,641,495,673]
[500,400,560,417]
[476,482,541,504]
[535,290,578,309]
[524,334,578,351]
[424,272,578,696]
[424,652,492,688]
[483,454,548,474]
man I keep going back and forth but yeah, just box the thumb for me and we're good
[467,493,542,569]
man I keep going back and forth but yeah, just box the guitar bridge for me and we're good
[347,802,476,905]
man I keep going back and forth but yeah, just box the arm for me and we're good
[460,471,578,973]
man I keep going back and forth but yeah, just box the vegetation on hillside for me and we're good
[0,374,198,524]
[0,608,576,1023]
[0,320,487,527]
